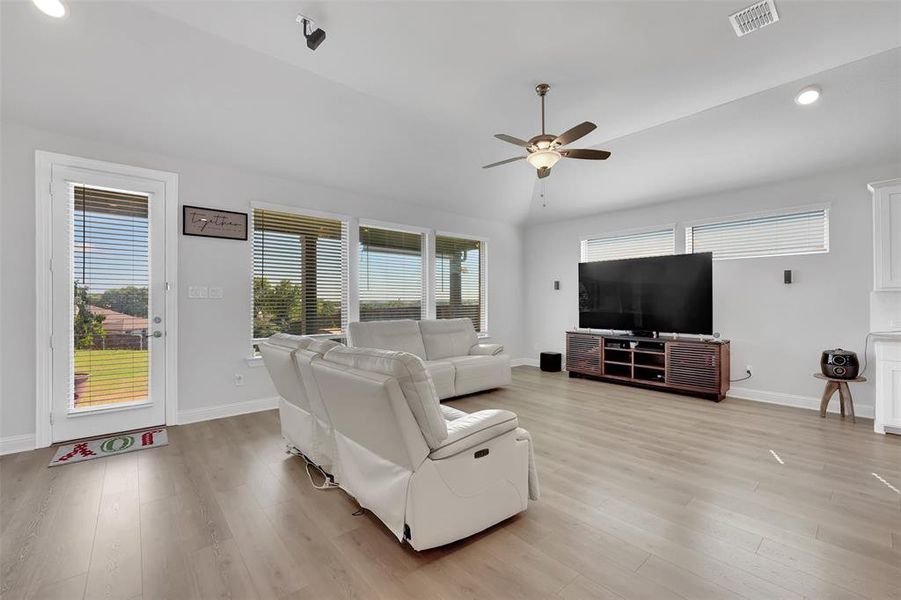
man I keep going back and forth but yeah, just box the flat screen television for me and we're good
[578,253,713,335]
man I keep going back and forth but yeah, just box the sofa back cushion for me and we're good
[259,334,312,411]
[418,319,478,360]
[323,346,447,448]
[347,320,427,359]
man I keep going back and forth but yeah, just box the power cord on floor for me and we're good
[286,445,339,490]
[730,369,752,383]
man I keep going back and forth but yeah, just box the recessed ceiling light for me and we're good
[31,0,66,18]
[795,86,821,106]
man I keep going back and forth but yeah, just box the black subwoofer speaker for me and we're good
[820,349,859,379]
[540,352,562,372]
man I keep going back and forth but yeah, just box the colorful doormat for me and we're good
[49,427,168,467]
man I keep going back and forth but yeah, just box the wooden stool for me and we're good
[814,373,866,423]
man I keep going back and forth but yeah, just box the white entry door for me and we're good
[48,163,172,442]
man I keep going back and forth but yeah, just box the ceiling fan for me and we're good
[483,83,610,179]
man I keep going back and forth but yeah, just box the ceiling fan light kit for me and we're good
[527,149,562,170]
[484,83,610,179]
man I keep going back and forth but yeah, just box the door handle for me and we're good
[144,330,163,339]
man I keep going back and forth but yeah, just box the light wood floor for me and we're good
[2,366,900,600]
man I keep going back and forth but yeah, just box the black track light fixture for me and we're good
[296,14,326,51]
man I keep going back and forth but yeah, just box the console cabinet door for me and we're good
[666,343,720,392]
[566,334,602,375]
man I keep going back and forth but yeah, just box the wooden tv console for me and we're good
[566,331,730,401]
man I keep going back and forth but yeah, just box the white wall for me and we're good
[0,121,525,441]
[524,163,900,414]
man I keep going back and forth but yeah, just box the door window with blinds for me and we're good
[436,235,486,332]
[252,209,348,340]
[686,208,829,260]
[71,185,151,408]
[359,226,424,321]
[581,228,674,262]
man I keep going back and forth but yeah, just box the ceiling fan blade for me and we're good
[561,148,611,160]
[537,166,551,179]
[482,155,526,169]
[494,134,532,148]
[553,121,597,147]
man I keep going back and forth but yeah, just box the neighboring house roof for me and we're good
[88,305,148,333]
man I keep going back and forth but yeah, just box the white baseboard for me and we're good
[511,358,540,367]
[177,396,279,425]
[729,386,875,419]
[0,434,36,456]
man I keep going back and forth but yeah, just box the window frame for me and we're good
[684,204,830,261]
[249,201,351,352]
[435,230,489,335]
[357,219,429,324]
[247,210,491,362]
[580,224,676,263]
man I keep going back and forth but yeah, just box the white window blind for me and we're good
[436,235,486,332]
[359,226,424,321]
[252,208,347,338]
[686,209,829,260]
[581,228,674,263]
[72,185,150,408]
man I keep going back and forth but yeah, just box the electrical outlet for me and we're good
[234,373,244,386]
[209,286,224,299]
[188,286,208,299]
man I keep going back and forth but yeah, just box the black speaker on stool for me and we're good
[540,352,562,372]
[820,349,859,379]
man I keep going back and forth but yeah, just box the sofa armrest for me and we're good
[428,409,518,459]
[469,343,504,356]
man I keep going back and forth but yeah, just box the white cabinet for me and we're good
[869,179,901,290]
[873,338,901,435]
[869,178,901,435]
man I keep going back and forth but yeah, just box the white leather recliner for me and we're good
[347,318,512,399]
[311,346,539,550]
[258,334,342,476]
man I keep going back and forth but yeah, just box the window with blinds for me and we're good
[686,209,829,260]
[252,209,347,338]
[436,235,486,332]
[72,185,150,408]
[359,226,424,321]
[581,228,674,262]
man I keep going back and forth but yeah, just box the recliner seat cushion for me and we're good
[323,347,448,448]
[418,318,479,361]
[347,320,427,359]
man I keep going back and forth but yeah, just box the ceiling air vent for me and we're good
[729,0,779,37]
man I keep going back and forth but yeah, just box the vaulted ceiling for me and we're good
[3,1,899,223]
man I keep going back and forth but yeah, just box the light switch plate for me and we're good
[209,287,224,299]
[188,286,209,299]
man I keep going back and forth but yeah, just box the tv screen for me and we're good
[578,253,713,334]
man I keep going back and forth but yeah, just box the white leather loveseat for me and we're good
[347,318,511,399]
[259,336,539,550]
